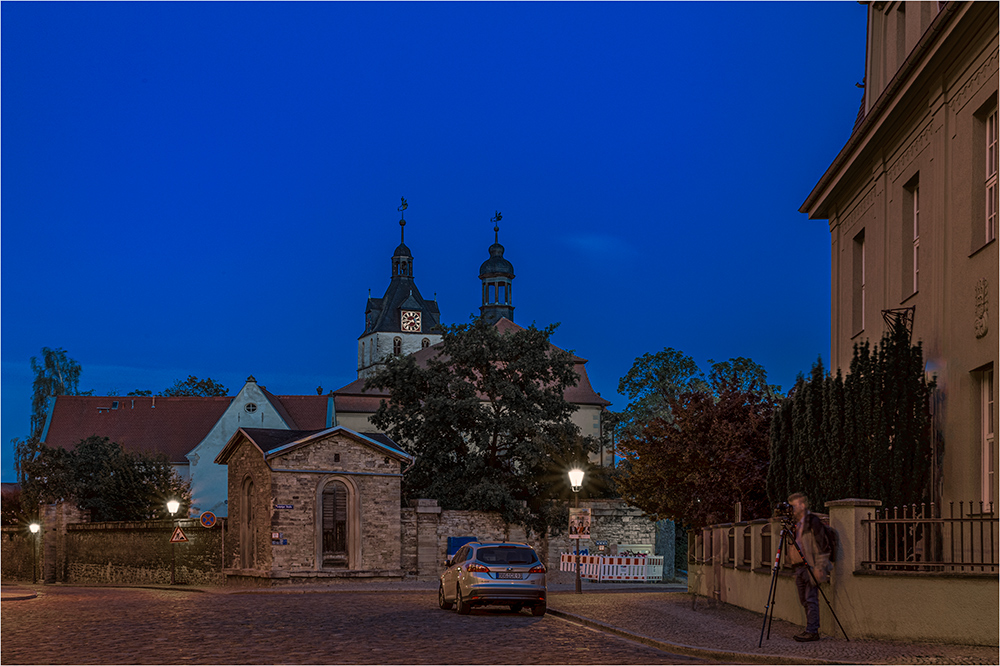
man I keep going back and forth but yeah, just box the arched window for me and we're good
[322,481,349,568]
[240,476,256,569]
[393,337,402,355]
[361,342,365,366]
[421,338,430,349]
[370,339,375,363]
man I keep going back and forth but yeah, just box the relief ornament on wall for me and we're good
[974,278,988,339]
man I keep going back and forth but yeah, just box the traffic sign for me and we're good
[199,511,217,528]
[170,526,188,543]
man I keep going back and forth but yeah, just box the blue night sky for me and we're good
[1,2,866,482]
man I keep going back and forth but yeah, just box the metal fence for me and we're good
[861,502,998,573]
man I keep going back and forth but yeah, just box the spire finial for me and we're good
[398,197,408,244]
[492,210,502,243]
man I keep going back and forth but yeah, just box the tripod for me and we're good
[757,524,849,647]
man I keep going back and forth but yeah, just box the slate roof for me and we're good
[334,317,610,412]
[363,240,441,336]
[41,394,331,464]
[41,396,232,464]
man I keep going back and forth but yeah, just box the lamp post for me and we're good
[29,523,40,584]
[167,500,180,585]
[568,468,585,595]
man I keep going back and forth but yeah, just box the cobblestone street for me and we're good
[1,587,711,664]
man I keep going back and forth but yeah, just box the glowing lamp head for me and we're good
[167,500,180,515]
[568,468,585,493]
[29,523,40,534]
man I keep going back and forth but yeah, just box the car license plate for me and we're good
[496,572,523,579]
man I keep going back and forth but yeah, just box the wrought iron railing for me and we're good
[861,502,998,573]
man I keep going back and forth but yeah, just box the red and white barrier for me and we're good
[559,553,664,582]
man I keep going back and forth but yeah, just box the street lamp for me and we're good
[29,523,40,584]
[167,500,180,585]
[568,468,585,595]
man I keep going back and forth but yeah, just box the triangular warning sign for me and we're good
[170,526,188,543]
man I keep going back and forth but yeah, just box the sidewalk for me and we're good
[546,587,999,665]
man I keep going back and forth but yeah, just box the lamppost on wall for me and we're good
[568,468,585,595]
[29,523,40,584]
[167,500,180,585]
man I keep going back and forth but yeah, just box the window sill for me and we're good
[968,237,996,258]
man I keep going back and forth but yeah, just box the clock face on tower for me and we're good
[401,310,422,332]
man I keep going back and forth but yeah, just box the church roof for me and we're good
[335,317,610,412]
[363,275,441,336]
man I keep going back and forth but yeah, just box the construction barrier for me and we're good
[559,553,664,582]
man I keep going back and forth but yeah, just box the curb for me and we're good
[0,591,38,601]
[545,608,851,665]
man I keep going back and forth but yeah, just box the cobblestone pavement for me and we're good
[547,592,1000,665]
[1,586,715,665]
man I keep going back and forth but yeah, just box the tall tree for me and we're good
[160,375,228,397]
[366,318,592,533]
[28,347,82,442]
[618,361,778,526]
[615,348,708,435]
[768,322,933,510]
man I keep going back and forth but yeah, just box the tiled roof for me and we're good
[273,395,330,429]
[42,395,232,464]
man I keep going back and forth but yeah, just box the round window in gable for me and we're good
[244,402,258,414]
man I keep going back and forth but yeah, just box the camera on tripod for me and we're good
[774,501,796,526]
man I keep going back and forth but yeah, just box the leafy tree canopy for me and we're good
[617,357,778,527]
[14,435,190,522]
[160,375,228,397]
[366,318,597,534]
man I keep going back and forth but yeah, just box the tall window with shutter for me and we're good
[322,481,349,567]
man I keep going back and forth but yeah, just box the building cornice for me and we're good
[800,1,964,219]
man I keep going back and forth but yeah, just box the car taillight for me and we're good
[466,563,490,573]
[529,564,546,574]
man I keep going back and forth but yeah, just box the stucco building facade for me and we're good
[801,0,998,510]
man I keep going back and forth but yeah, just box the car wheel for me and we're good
[531,602,546,617]
[438,582,454,610]
[508,603,523,613]
[456,585,471,615]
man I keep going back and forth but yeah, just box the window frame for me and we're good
[983,367,995,511]
[986,107,997,244]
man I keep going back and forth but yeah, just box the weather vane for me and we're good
[492,210,502,243]
[398,196,408,242]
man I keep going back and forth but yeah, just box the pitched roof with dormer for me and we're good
[41,393,331,464]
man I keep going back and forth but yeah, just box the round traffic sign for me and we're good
[200,511,217,528]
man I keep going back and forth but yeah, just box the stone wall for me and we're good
[400,498,670,584]
[65,518,224,585]
[1,527,39,581]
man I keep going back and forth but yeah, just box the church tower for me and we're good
[358,199,442,379]
[479,212,515,326]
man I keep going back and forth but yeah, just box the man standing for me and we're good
[785,492,832,642]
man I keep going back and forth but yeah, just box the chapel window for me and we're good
[393,337,402,356]
[322,481,349,568]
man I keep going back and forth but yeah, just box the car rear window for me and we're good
[476,547,538,565]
